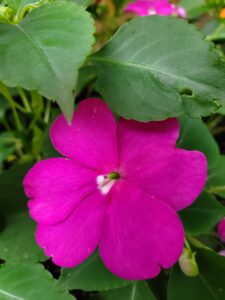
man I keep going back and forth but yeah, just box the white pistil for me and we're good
[97,175,116,195]
[148,8,156,15]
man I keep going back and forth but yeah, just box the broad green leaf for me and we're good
[0,2,95,120]
[92,282,156,300]
[58,251,130,292]
[168,265,215,300]
[0,165,46,263]
[206,155,225,198]
[72,0,92,7]
[168,249,225,300]
[0,264,74,300]
[0,164,29,215]
[178,115,219,170]
[0,212,46,263]
[91,16,225,121]
[179,192,225,235]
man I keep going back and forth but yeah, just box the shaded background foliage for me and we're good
[0,0,225,299]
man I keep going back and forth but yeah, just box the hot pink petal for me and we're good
[125,0,177,16]
[99,181,184,280]
[218,218,225,242]
[50,98,118,173]
[118,117,179,164]
[118,118,207,211]
[36,191,107,267]
[155,1,174,16]
[125,2,152,16]
[23,158,98,225]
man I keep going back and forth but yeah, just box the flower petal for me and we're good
[118,118,207,211]
[100,181,184,280]
[125,2,151,16]
[23,158,98,225]
[36,191,107,268]
[118,117,178,166]
[51,98,118,172]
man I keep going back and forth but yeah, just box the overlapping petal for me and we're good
[100,181,184,280]
[118,118,207,211]
[118,117,179,164]
[36,191,107,267]
[50,98,118,172]
[24,158,98,225]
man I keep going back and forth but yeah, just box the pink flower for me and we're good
[218,218,225,242]
[219,250,225,256]
[125,0,187,18]
[23,98,206,280]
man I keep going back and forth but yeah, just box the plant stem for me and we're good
[44,100,51,124]
[17,87,31,113]
[0,84,23,131]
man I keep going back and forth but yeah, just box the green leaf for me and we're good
[0,264,75,300]
[91,16,225,121]
[208,24,225,42]
[179,192,225,235]
[71,0,92,7]
[0,97,8,121]
[91,282,156,300]
[0,165,46,263]
[180,0,209,18]
[178,115,219,170]
[168,265,215,300]
[58,251,130,292]
[6,0,37,13]
[0,212,46,263]
[168,249,225,300]
[206,155,225,198]
[0,2,95,121]
[0,164,29,215]
[74,65,97,97]
[0,132,15,169]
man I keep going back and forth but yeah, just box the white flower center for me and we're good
[96,172,120,195]
[148,8,156,15]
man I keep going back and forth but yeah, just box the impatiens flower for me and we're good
[219,250,225,257]
[218,218,225,242]
[23,98,207,280]
[125,0,187,18]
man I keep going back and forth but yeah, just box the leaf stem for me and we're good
[0,85,23,131]
[17,87,31,113]
[44,99,51,124]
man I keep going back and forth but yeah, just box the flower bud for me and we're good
[179,248,199,277]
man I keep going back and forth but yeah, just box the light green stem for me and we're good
[44,100,51,124]
[0,84,23,131]
[17,87,31,112]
